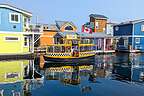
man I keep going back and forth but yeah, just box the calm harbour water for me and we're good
[1,53,144,96]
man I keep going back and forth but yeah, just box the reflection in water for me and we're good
[0,60,43,96]
[0,60,29,96]
[1,53,144,96]
[45,65,94,85]
[113,53,144,83]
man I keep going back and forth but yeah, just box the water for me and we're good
[1,53,144,96]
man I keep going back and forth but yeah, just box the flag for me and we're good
[82,25,92,34]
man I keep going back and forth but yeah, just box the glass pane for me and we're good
[11,15,15,21]
[15,15,18,22]
[24,37,27,46]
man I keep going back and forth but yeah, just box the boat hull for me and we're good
[43,55,95,62]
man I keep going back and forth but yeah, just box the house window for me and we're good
[24,37,29,46]
[65,26,73,30]
[141,25,144,31]
[5,72,19,79]
[95,22,99,29]
[9,13,20,23]
[115,26,119,31]
[135,38,140,43]
[5,37,19,41]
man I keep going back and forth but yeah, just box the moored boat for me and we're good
[43,32,96,62]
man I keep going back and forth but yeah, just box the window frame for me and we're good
[9,13,20,23]
[65,26,73,31]
[141,25,144,32]
[24,36,29,47]
[135,38,140,44]
[95,22,99,29]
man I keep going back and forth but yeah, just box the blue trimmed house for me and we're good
[114,19,144,52]
[0,4,35,55]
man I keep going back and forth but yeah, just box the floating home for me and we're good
[0,4,39,57]
[114,19,144,52]
[82,14,115,53]
[40,21,77,46]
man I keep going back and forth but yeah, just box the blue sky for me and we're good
[0,0,144,31]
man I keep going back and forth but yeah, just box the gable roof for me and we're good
[0,4,32,17]
[89,14,108,19]
[55,21,77,30]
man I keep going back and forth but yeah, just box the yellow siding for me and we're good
[0,60,29,83]
[0,33,30,54]
[23,47,29,53]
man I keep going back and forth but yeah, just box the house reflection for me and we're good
[0,60,30,96]
[112,53,144,82]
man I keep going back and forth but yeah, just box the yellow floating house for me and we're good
[0,4,36,56]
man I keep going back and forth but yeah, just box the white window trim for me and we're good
[5,72,20,79]
[141,25,144,32]
[4,36,20,41]
[135,38,140,44]
[24,36,29,47]
[95,22,99,29]
[9,13,20,23]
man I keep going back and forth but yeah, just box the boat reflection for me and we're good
[43,58,113,85]
[45,65,94,85]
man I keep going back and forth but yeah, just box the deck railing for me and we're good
[46,44,72,53]
[45,44,95,53]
